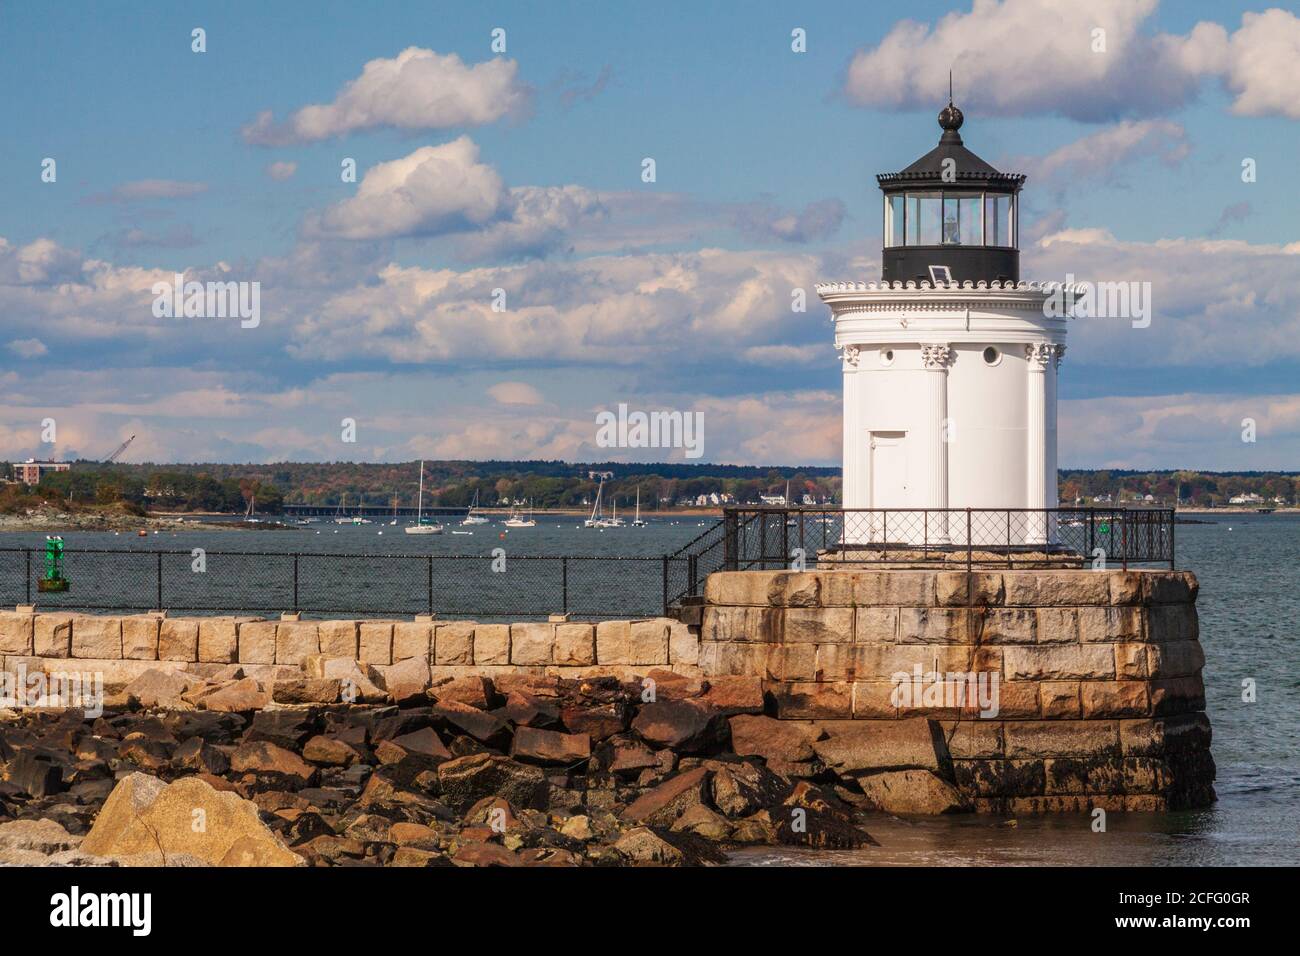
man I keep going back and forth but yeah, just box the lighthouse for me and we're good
[817,98,1068,547]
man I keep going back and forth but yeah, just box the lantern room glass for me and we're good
[884,191,1015,248]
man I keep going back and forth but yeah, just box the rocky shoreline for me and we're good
[0,667,889,867]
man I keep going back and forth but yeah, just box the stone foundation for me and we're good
[1,565,1214,814]
[695,568,1215,811]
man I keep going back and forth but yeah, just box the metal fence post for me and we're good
[156,552,163,611]
[562,556,569,614]
[293,554,300,612]
[661,555,669,614]
[427,555,433,616]
[1169,508,1176,569]
[25,549,31,605]
[966,509,972,574]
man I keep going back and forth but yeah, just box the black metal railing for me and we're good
[0,548,668,620]
[0,508,1175,619]
[712,507,1174,577]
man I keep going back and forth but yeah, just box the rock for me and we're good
[670,804,733,841]
[389,822,439,847]
[620,767,711,827]
[811,718,946,774]
[302,656,386,703]
[124,669,192,709]
[452,841,522,867]
[4,751,64,797]
[632,700,726,752]
[729,715,819,764]
[272,678,341,705]
[302,735,361,767]
[230,740,319,787]
[377,657,431,704]
[430,676,494,710]
[391,726,452,761]
[642,668,705,699]
[511,727,591,765]
[245,709,320,749]
[200,677,271,713]
[0,818,80,856]
[172,736,231,774]
[613,827,684,865]
[431,700,509,746]
[560,704,628,741]
[606,736,659,774]
[118,736,172,771]
[390,847,442,867]
[436,754,548,814]
[559,815,595,841]
[855,770,969,815]
[82,772,301,866]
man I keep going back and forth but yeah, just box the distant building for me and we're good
[13,459,70,485]
[1229,493,1265,505]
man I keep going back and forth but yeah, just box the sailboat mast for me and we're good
[416,460,424,523]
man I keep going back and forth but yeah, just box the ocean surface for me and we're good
[2,512,1297,865]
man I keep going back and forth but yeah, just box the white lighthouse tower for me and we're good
[817,98,1068,547]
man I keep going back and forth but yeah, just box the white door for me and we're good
[870,431,908,506]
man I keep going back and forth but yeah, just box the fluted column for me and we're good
[921,343,953,544]
[1025,343,1054,545]
[841,345,862,542]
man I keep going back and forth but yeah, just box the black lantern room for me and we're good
[877,98,1024,285]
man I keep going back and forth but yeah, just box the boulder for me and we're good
[452,841,522,867]
[560,704,628,741]
[854,770,969,815]
[699,676,765,715]
[632,700,726,752]
[613,827,683,865]
[729,715,819,764]
[124,669,193,709]
[230,740,319,787]
[272,678,341,705]
[172,736,230,774]
[81,772,301,866]
[811,718,947,774]
[302,735,361,767]
[377,657,431,704]
[4,750,64,797]
[431,700,510,746]
[199,677,271,713]
[620,767,711,827]
[511,727,591,765]
[436,753,548,814]
[390,726,452,761]
[670,804,733,841]
[430,676,494,709]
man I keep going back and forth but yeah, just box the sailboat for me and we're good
[405,460,444,534]
[632,485,647,527]
[333,493,353,524]
[462,489,489,525]
[389,493,399,525]
[584,477,607,527]
[602,495,625,528]
[503,500,536,528]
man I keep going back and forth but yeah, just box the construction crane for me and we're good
[103,435,135,463]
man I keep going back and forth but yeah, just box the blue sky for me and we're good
[1,0,1298,468]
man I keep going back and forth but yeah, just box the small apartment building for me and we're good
[12,459,71,485]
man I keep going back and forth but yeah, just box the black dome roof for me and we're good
[877,101,1024,191]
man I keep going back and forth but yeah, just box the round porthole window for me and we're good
[982,346,1000,366]
[880,348,895,366]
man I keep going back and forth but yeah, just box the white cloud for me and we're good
[265,161,298,181]
[241,48,529,145]
[842,1,1300,122]
[1014,120,1189,189]
[85,179,208,204]
[732,199,846,244]
[487,381,544,405]
[309,138,605,256]
[7,337,47,358]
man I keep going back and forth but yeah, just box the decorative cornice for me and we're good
[841,344,861,369]
[920,343,954,370]
[816,279,1082,294]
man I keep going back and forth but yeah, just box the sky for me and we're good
[1,0,1298,469]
